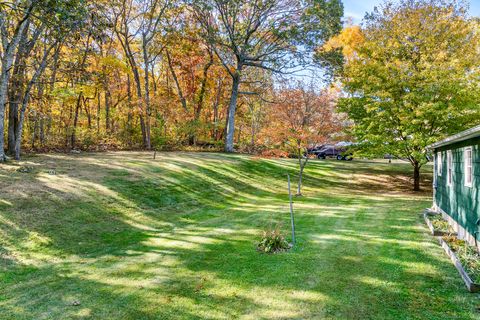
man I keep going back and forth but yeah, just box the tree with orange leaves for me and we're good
[261,84,340,195]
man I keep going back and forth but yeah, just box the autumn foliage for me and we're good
[260,85,340,155]
[0,0,344,160]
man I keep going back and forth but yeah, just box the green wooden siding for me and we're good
[434,137,480,239]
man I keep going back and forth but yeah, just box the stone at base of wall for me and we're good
[432,203,479,250]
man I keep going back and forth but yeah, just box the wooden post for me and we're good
[153,151,156,159]
[287,173,296,245]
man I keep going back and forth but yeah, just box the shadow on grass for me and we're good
[1,152,477,319]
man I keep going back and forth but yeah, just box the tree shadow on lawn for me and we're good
[0,153,432,265]
[163,215,479,319]
[0,261,266,320]
[0,154,293,262]
[4,209,471,320]
[1,153,474,319]
[302,159,433,195]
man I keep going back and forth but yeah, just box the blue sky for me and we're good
[343,0,480,23]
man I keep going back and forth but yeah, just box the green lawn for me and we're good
[1,152,479,319]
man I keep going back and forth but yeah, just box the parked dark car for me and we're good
[310,144,353,160]
[307,145,325,155]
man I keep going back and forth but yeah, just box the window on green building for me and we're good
[464,147,473,187]
[437,152,442,176]
[447,150,453,186]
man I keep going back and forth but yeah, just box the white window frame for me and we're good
[447,150,453,187]
[437,152,442,176]
[464,147,473,188]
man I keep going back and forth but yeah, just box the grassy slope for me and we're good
[0,152,478,319]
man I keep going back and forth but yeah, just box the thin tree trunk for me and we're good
[49,44,61,91]
[166,51,188,112]
[250,110,256,147]
[103,67,111,132]
[196,52,213,120]
[212,78,222,141]
[297,149,309,196]
[39,117,45,146]
[84,97,92,129]
[31,116,37,149]
[189,52,213,145]
[8,92,20,155]
[96,91,101,134]
[126,73,133,145]
[8,38,27,154]
[36,79,44,147]
[139,115,146,147]
[142,39,151,149]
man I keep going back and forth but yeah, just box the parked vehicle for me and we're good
[309,143,353,160]
[307,144,325,155]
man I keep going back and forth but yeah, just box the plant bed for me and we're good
[439,235,480,293]
[423,210,456,236]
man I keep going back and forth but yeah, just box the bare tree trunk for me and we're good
[8,46,26,155]
[8,91,20,155]
[225,67,241,152]
[35,79,44,148]
[84,98,92,129]
[96,91,101,134]
[139,115,146,146]
[103,67,111,132]
[212,78,222,141]
[71,92,82,149]
[126,73,133,145]
[142,39,151,149]
[39,116,45,146]
[49,44,61,92]
[413,161,421,192]
[31,115,37,149]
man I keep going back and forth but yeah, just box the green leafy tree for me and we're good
[336,0,480,191]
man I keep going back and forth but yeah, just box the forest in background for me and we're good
[0,0,344,160]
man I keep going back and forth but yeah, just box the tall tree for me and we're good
[191,0,343,152]
[0,0,36,161]
[113,0,170,149]
[334,0,480,191]
[1,0,86,160]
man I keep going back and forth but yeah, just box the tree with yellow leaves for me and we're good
[332,0,480,191]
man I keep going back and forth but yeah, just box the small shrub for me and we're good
[257,227,290,254]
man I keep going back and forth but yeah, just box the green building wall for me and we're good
[434,137,480,241]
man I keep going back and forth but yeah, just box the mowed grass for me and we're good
[0,152,479,319]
